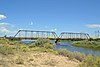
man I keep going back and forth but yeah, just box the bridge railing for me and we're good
[59,32,90,39]
[14,30,58,39]
[13,30,91,40]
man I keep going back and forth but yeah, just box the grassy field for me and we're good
[72,40,100,50]
[0,38,100,67]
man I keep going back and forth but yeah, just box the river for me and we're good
[55,42,100,56]
[21,40,100,56]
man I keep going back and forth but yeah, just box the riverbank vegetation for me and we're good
[0,38,100,67]
[0,38,79,67]
[72,40,100,50]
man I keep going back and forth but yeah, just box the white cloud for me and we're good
[0,27,10,33]
[54,28,57,31]
[0,22,14,33]
[0,14,6,20]
[30,21,33,25]
[51,28,57,31]
[0,22,14,27]
[86,24,100,28]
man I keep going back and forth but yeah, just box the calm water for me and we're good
[21,40,100,56]
[21,39,37,44]
[56,42,100,56]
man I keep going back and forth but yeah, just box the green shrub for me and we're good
[31,47,48,52]
[57,49,71,57]
[0,38,9,44]
[29,43,36,48]
[0,46,15,55]
[43,43,54,49]
[73,52,85,62]
[79,54,100,67]
[57,49,74,60]
[72,41,100,50]
[35,38,51,47]
[57,49,86,61]
[21,46,30,52]
[15,44,30,52]
[0,38,21,46]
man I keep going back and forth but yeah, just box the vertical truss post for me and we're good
[76,33,78,38]
[38,32,39,38]
[69,33,71,39]
[80,33,82,39]
[31,31,33,37]
[41,32,43,38]
[52,32,55,38]
[74,33,76,38]
[37,31,39,38]
[25,30,28,39]
[19,31,21,37]
[72,33,74,38]
[36,32,37,38]
[65,33,67,38]
[67,33,69,38]
[46,32,47,38]
[72,33,73,39]
[48,32,50,38]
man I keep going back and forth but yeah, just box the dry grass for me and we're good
[0,38,80,67]
[0,51,79,67]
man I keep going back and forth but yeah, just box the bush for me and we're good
[72,41,100,50]
[79,54,100,67]
[29,43,36,48]
[73,52,85,62]
[15,44,30,52]
[57,49,71,57]
[0,38,21,46]
[57,49,74,60]
[43,43,54,49]
[0,38,9,44]
[20,46,30,52]
[0,46,15,55]
[35,38,51,47]
[57,49,86,61]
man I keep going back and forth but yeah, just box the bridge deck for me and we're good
[6,37,89,41]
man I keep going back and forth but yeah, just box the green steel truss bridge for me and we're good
[7,30,90,41]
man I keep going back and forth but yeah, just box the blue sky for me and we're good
[0,0,100,37]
